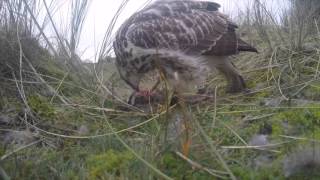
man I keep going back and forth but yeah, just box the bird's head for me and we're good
[116,57,161,106]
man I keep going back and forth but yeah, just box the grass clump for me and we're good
[232,163,284,180]
[28,95,56,121]
[270,105,320,137]
[86,149,134,178]
[160,152,211,179]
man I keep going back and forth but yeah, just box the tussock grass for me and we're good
[0,0,320,179]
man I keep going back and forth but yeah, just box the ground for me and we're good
[1,38,320,179]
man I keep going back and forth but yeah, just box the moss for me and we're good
[161,152,204,179]
[253,91,272,100]
[271,120,286,136]
[270,105,320,138]
[86,149,134,179]
[210,125,245,145]
[28,95,56,121]
[310,84,320,91]
[232,164,285,180]
[3,158,35,179]
[57,109,85,123]
[160,151,229,180]
[1,146,92,179]
[162,153,179,170]
[302,83,320,99]
[277,107,319,131]
[21,161,36,177]
[287,168,320,180]
[198,109,264,145]
[241,122,263,138]
[196,113,238,145]
[64,171,80,180]
[246,71,269,89]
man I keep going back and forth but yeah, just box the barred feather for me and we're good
[114,0,257,92]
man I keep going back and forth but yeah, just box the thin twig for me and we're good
[0,139,42,162]
[279,135,320,143]
[211,86,218,130]
[175,151,229,179]
[195,118,236,180]
[19,104,177,139]
[102,112,173,180]
[21,0,58,56]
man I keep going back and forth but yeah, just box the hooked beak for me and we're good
[123,73,141,91]
[118,68,140,91]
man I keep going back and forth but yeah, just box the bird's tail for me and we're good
[237,38,258,53]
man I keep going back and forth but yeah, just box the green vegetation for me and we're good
[28,95,56,121]
[87,150,134,178]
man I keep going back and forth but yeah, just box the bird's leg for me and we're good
[216,60,248,93]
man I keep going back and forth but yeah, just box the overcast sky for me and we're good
[63,0,287,60]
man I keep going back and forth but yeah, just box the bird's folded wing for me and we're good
[124,1,239,56]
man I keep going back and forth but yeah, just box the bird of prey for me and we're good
[113,0,257,99]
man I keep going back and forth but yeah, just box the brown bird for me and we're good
[113,0,257,102]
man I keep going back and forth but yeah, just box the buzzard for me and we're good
[114,0,257,98]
